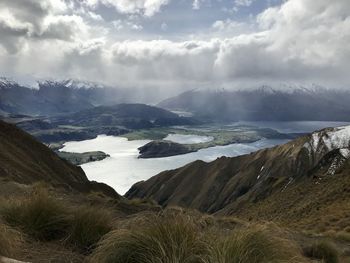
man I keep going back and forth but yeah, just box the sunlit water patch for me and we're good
[164,134,214,144]
[61,135,288,195]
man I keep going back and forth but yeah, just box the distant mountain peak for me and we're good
[36,79,108,90]
[0,77,19,89]
[303,126,350,164]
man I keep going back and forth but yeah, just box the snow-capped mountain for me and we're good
[0,78,162,116]
[158,86,350,121]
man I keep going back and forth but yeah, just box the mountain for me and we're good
[7,104,198,144]
[0,78,93,116]
[52,103,197,129]
[0,78,174,117]
[0,120,118,198]
[158,87,350,122]
[126,125,350,229]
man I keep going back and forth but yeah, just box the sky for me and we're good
[0,0,349,90]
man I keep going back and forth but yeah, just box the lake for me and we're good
[61,121,349,195]
[164,134,214,144]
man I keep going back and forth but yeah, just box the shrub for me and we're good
[67,206,113,253]
[90,214,210,263]
[0,189,68,241]
[303,241,339,263]
[210,224,305,263]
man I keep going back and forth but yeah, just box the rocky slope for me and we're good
[0,120,118,198]
[127,125,350,228]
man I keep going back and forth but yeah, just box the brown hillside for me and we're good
[0,120,118,198]
[126,126,350,229]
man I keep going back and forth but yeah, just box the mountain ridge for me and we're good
[158,88,350,122]
[126,125,350,229]
[0,120,119,198]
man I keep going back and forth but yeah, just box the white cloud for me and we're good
[85,0,170,17]
[211,19,250,35]
[0,0,350,89]
[192,0,201,10]
[234,0,254,7]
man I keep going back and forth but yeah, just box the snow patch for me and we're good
[304,126,350,154]
[282,177,294,192]
[323,126,350,151]
[340,148,350,159]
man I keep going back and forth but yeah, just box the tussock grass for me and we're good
[67,206,113,252]
[334,231,350,243]
[91,212,307,263]
[0,187,113,254]
[303,241,339,263]
[0,222,21,257]
[210,224,306,263]
[0,188,68,241]
[90,213,211,263]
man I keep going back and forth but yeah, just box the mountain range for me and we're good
[0,78,168,116]
[158,87,350,122]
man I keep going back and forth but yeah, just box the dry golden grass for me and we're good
[303,241,339,263]
[66,206,113,253]
[210,223,307,263]
[0,187,113,255]
[0,188,68,241]
[0,222,22,258]
[90,212,308,263]
[90,213,210,263]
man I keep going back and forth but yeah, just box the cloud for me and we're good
[84,0,170,17]
[0,0,350,89]
[234,0,254,7]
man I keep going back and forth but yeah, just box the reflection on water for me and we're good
[164,134,214,144]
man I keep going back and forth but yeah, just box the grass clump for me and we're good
[0,188,113,254]
[210,224,305,263]
[90,213,210,263]
[67,206,113,253]
[0,222,21,257]
[0,188,68,241]
[303,241,339,263]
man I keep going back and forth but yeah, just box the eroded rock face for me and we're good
[126,126,350,216]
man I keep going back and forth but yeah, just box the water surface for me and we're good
[62,136,287,195]
[164,134,214,144]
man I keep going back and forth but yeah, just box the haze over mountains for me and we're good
[159,88,350,122]
[0,78,168,116]
[2,77,350,123]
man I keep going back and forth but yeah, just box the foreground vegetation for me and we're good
[0,185,348,262]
